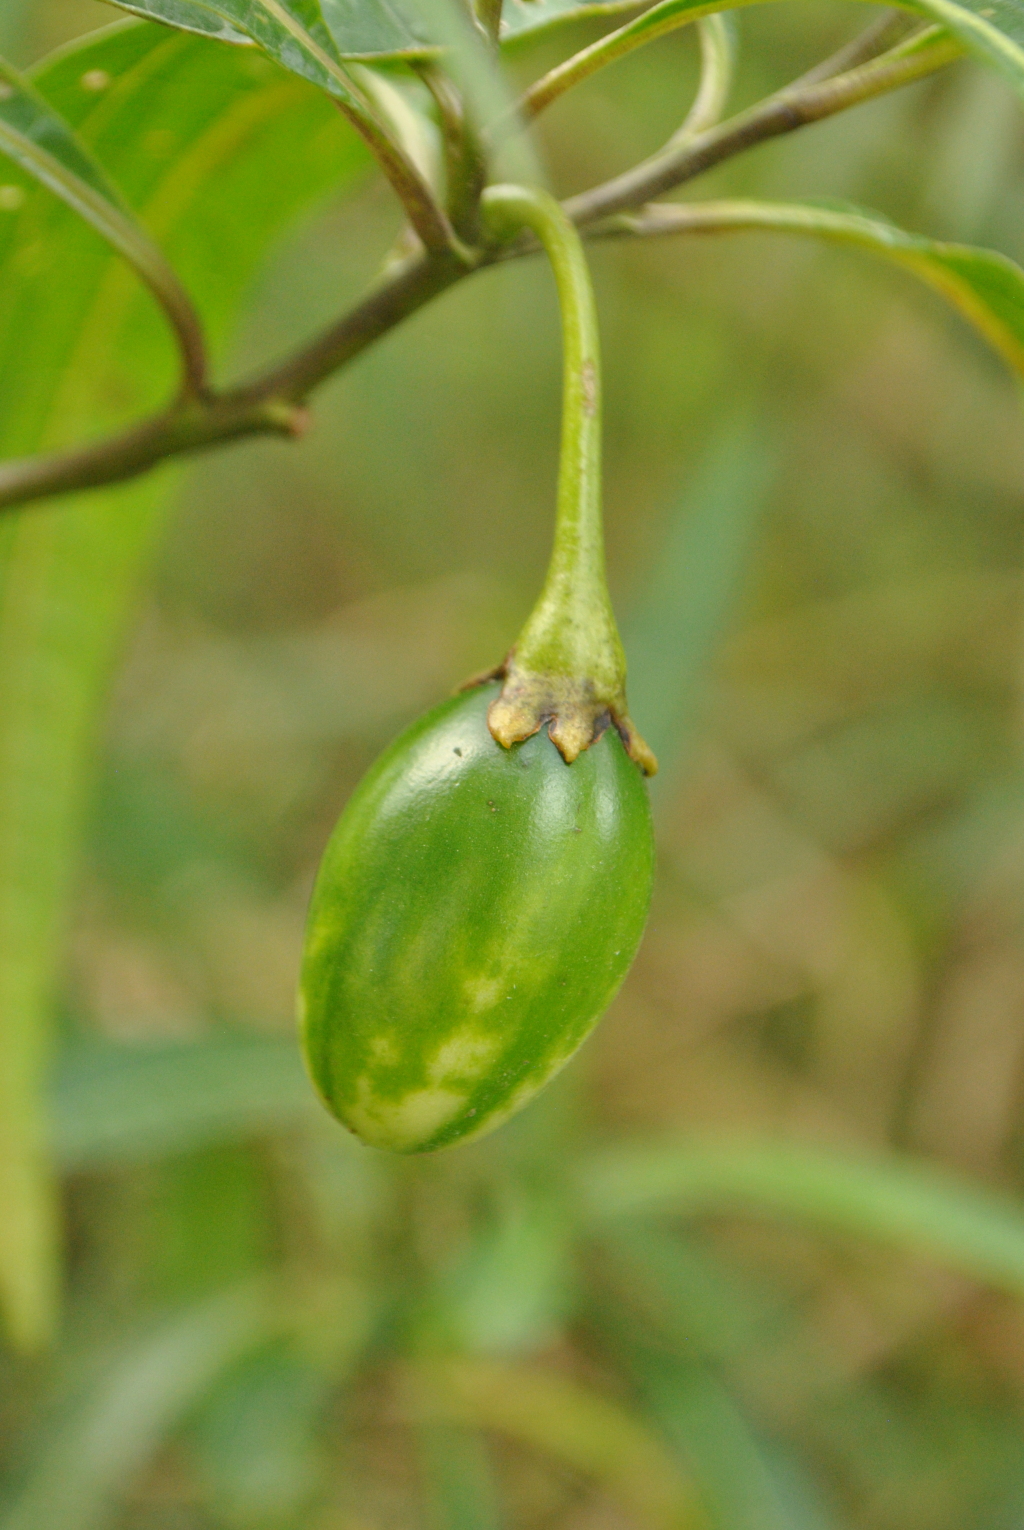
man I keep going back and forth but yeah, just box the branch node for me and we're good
[262,400,312,438]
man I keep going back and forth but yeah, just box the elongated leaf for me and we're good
[101,0,461,254]
[108,0,710,63]
[0,19,367,1349]
[190,1346,338,1527]
[52,1037,315,1170]
[416,1423,503,1530]
[0,54,204,387]
[641,1358,836,1530]
[500,0,752,49]
[636,199,1024,379]
[100,0,253,43]
[110,0,659,52]
[0,1282,276,1530]
[596,1223,788,1366]
[406,1357,702,1530]
[113,0,700,58]
[435,1193,572,1356]
[321,0,434,56]
[105,0,436,66]
[624,415,774,791]
[501,0,642,45]
[0,57,128,200]
[499,0,1024,82]
[594,1251,837,1530]
[578,1139,1024,1300]
[906,0,1024,99]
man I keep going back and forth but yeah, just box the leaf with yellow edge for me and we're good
[629,198,1024,380]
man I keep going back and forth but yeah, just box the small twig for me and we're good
[333,98,457,253]
[501,0,708,129]
[103,205,209,403]
[594,195,925,242]
[0,25,966,517]
[0,114,208,402]
[416,62,488,241]
[246,14,458,256]
[791,9,921,88]
[563,29,964,227]
[0,251,465,513]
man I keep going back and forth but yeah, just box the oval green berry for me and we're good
[299,681,654,1153]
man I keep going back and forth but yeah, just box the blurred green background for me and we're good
[4,2,1024,1527]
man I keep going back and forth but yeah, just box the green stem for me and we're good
[480,186,654,771]
[482,187,612,677]
[564,26,963,226]
[333,98,458,254]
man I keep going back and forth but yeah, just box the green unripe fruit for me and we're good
[299,681,653,1153]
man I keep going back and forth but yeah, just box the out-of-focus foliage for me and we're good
[0,17,367,1352]
[4,2,1024,1528]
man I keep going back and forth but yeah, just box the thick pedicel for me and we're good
[299,681,654,1153]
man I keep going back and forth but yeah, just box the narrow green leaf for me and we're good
[52,1037,315,1170]
[0,491,166,1354]
[637,198,1024,379]
[0,54,205,391]
[0,1282,276,1530]
[643,1359,835,1530]
[0,56,127,200]
[408,1357,702,1530]
[500,0,755,50]
[100,0,450,246]
[497,0,1023,83]
[434,1194,572,1356]
[100,0,253,44]
[108,0,710,67]
[500,0,642,46]
[106,0,708,62]
[578,1139,1024,1301]
[417,1423,503,1530]
[623,415,774,790]
[596,1223,788,1366]
[0,19,367,1349]
[104,0,436,67]
[320,0,435,57]
[903,0,1024,99]
[594,1242,837,1530]
[189,1346,336,1528]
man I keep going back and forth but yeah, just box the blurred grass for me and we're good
[5,2,1024,1527]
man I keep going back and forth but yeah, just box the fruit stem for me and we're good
[479,184,655,773]
[481,185,615,688]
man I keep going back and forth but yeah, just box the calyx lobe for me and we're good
[475,656,658,776]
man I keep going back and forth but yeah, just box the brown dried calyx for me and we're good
[468,655,658,777]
